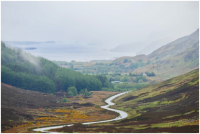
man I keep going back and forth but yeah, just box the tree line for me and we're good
[1,41,112,93]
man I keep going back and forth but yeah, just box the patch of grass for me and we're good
[136,101,159,110]
[151,120,187,128]
[188,78,199,86]
[133,124,149,130]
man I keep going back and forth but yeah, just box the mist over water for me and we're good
[6,42,136,62]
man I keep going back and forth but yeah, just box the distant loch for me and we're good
[24,47,37,50]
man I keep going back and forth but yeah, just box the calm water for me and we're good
[5,42,136,62]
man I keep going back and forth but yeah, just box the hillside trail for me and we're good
[33,92,128,133]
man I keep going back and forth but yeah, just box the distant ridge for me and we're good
[148,29,199,60]
[137,37,173,55]
[110,41,147,53]
[4,41,55,45]
[111,29,199,80]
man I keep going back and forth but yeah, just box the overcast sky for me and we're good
[1,1,199,49]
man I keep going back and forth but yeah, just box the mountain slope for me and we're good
[137,37,173,55]
[112,68,199,132]
[148,29,199,60]
[75,69,199,133]
[151,41,199,79]
[110,41,147,53]
[133,41,199,79]
[123,29,199,80]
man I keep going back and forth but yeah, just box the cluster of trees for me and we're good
[54,59,152,75]
[129,72,155,77]
[65,86,92,97]
[145,71,156,76]
[1,41,112,94]
[1,42,57,93]
[67,86,78,96]
[133,76,147,83]
[54,67,111,94]
[102,82,149,92]
[129,73,143,77]
[129,62,146,70]
[62,95,69,102]
[111,74,147,83]
[123,59,131,63]
[80,88,93,98]
[2,65,56,93]
[111,76,120,81]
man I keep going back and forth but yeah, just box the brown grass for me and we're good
[1,83,119,133]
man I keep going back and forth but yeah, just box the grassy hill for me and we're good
[148,29,199,61]
[150,41,199,79]
[133,41,199,79]
[112,68,199,132]
[66,69,198,133]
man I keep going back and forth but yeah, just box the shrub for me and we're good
[67,86,77,96]
[62,95,69,102]
[68,91,74,96]
[95,105,99,108]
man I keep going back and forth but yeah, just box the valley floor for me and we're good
[1,84,119,133]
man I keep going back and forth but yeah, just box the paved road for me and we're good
[33,92,128,133]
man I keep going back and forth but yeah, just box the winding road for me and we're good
[33,92,128,133]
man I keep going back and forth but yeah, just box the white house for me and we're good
[143,73,147,76]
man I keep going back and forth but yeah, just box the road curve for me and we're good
[33,92,128,133]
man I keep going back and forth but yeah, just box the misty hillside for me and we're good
[133,41,199,79]
[1,41,112,93]
[110,41,147,53]
[151,41,199,79]
[148,29,199,60]
[110,37,173,54]
[137,38,173,55]
[111,29,199,80]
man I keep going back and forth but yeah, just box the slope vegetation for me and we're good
[112,29,199,80]
[148,29,199,60]
[1,83,118,132]
[1,41,112,93]
[112,68,199,132]
[65,69,199,133]
[151,41,199,79]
